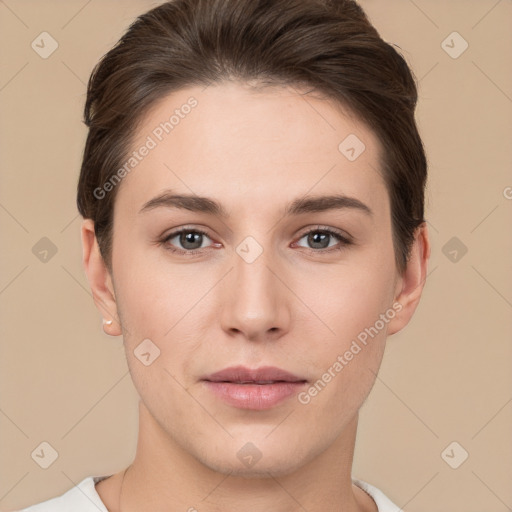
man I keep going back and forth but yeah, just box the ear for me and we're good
[387,222,431,336]
[81,218,122,336]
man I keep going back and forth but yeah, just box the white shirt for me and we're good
[18,475,402,511]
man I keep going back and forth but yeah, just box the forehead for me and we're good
[113,81,388,219]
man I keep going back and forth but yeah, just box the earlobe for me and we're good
[81,218,122,336]
[386,222,431,337]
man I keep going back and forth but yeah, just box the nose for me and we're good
[219,242,292,342]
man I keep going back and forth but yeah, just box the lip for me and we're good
[203,365,306,383]
[202,365,307,410]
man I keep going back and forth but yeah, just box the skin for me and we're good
[82,81,430,512]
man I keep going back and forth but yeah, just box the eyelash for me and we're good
[160,226,353,256]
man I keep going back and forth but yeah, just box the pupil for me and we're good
[310,232,328,249]
[182,232,201,249]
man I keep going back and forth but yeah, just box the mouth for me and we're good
[201,365,307,410]
[202,365,307,384]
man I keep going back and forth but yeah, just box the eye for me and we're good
[161,228,217,255]
[294,226,352,253]
[160,225,352,256]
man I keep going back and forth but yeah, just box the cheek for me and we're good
[297,258,395,350]
[112,249,215,399]
[113,244,207,338]
[296,285,390,425]
[293,254,395,404]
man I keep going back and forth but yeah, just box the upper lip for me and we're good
[203,365,307,383]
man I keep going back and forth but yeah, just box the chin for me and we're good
[202,455,304,479]
[194,435,315,479]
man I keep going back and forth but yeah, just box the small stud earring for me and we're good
[103,319,113,326]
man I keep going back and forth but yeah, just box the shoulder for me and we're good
[352,478,402,512]
[17,476,110,512]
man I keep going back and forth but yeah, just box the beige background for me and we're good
[1,1,511,511]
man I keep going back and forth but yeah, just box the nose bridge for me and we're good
[220,234,290,340]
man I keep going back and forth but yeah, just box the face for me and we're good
[103,81,408,476]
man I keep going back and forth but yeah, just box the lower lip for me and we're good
[203,381,307,410]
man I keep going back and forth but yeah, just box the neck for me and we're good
[118,401,373,512]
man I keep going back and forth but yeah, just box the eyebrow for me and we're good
[139,190,373,218]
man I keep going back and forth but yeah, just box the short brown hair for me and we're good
[77,0,427,274]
